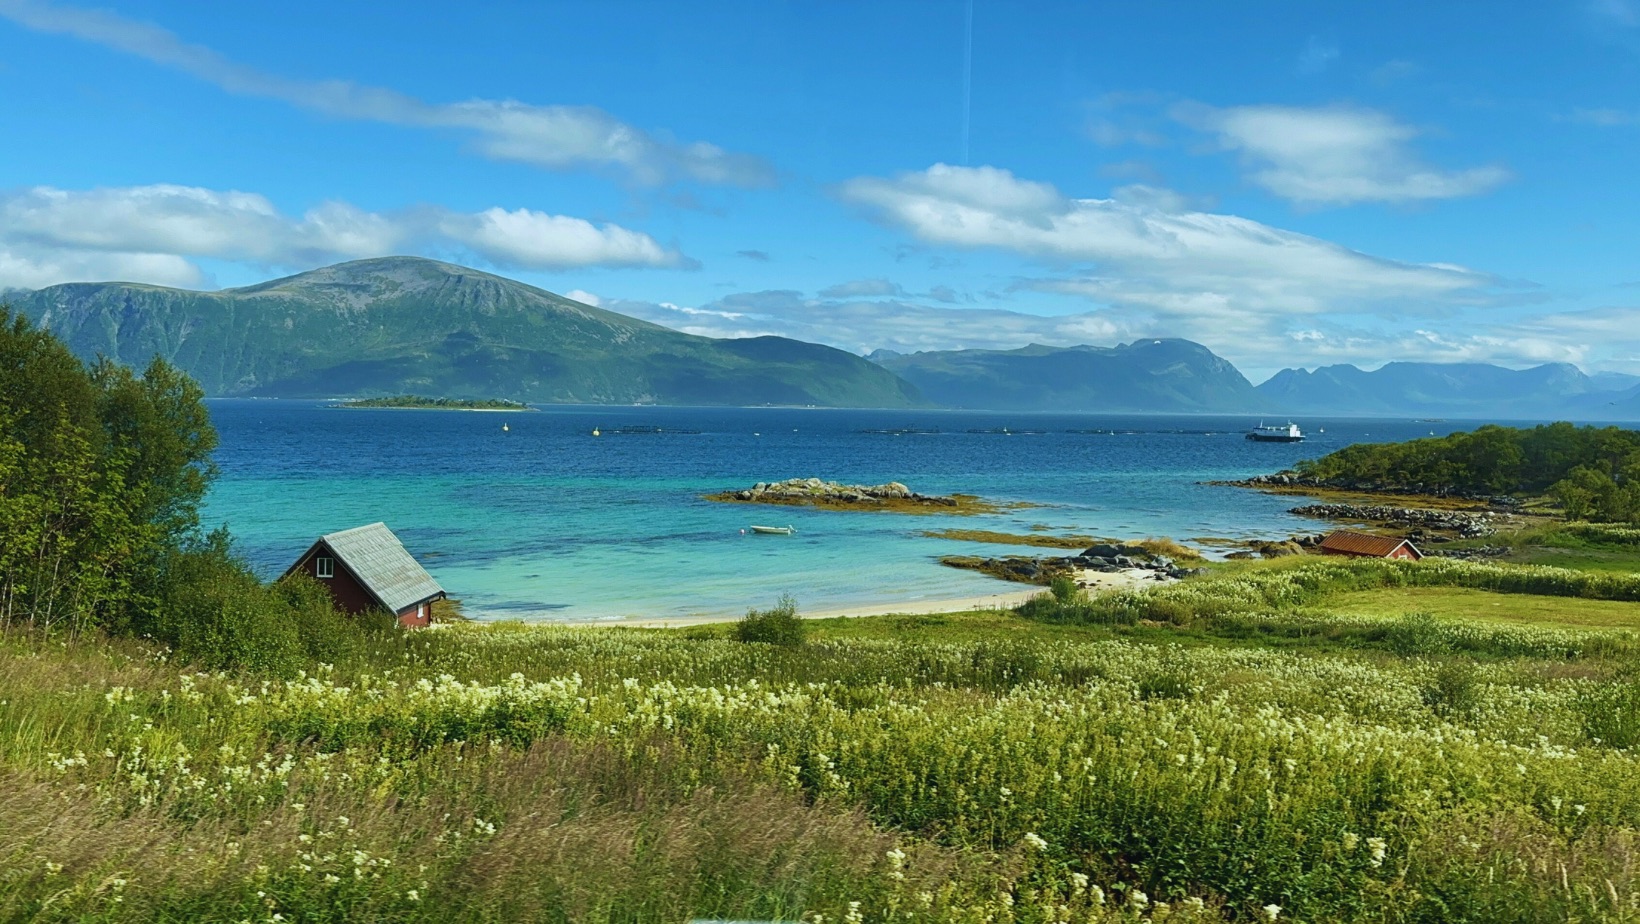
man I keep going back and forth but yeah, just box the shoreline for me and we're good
[608,567,1162,628]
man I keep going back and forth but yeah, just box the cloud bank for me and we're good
[837,163,1496,324]
[1174,104,1511,206]
[0,0,773,186]
[588,284,1622,381]
[0,184,689,290]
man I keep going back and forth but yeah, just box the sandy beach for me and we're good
[612,567,1165,628]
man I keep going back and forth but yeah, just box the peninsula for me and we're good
[333,395,533,411]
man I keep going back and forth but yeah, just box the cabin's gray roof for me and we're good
[320,522,444,613]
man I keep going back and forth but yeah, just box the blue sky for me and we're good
[2,0,1638,380]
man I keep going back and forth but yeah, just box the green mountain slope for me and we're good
[5,257,925,408]
[872,340,1260,412]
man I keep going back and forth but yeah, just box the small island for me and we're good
[706,477,1012,515]
[332,395,534,411]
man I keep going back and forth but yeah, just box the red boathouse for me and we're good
[283,522,447,627]
[1318,530,1424,561]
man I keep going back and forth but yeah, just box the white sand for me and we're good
[612,567,1165,629]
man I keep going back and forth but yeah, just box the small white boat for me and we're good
[749,525,796,535]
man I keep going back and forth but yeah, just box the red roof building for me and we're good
[283,522,446,627]
[1318,530,1423,561]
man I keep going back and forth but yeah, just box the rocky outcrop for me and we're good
[940,556,1074,585]
[708,478,1000,514]
[1430,545,1512,561]
[942,543,1205,586]
[1288,503,1506,539]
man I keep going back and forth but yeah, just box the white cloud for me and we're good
[1173,103,1510,205]
[817,163,1604,377]
[436,208,691,271]
[0,0,773,186]
[0,247,203,291]
[838,163,1494,320]
[0,184,688,289]
[817,277,905,299]
[563,289,602,307]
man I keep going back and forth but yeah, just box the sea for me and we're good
[204,401,1489,623]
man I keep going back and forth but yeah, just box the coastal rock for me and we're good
[709,477,995,514]
[1431,545,1511,561]
[1252,540,1304,559]
[1082,542,1148,559]
[944,544,1193,586]
[1288,503,1503,538]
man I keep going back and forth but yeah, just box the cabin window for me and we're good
[316,556,334,579]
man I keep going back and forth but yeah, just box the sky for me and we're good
[1,0,1638,381]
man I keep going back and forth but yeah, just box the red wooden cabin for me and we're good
[1318,530,1424,561]
[283,522,446,627]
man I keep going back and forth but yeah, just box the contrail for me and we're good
[962,0,974,164]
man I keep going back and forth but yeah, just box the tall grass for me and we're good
[1020,556,1640,632]
[6,607,1640,922]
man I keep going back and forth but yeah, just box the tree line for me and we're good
[1294,422,1640,522]
[0,308,390,671]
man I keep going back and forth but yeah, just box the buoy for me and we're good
[592,427,600,436]
[501,423,509,432]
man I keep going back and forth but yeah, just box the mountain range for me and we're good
[870,340,1259,412]
[3,257,923,408]
[1256,362,1640,419]
[5,256,1639,420]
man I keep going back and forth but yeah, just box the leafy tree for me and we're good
[1295,422,1640,517]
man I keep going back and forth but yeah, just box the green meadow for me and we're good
[7,531,1640,923]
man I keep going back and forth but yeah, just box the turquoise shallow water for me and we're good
[204,401,1486,622]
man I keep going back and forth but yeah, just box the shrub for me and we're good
[1049,575,1081,604]
[1421,660,1482,718]
[147,532,305,675]
[1577,674,1640,749]
[1386,611,1451,657]
[968,640,1043,685]
[734,594,806,647]
[276,571,397,663]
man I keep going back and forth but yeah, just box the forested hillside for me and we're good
[1293,422,1640,521]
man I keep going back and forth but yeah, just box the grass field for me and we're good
[1325,586,1640,630]
[5,524,1640,922]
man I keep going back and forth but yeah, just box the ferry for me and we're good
[1245,422,1305,443]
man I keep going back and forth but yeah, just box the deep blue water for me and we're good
[204,401,1491,621]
